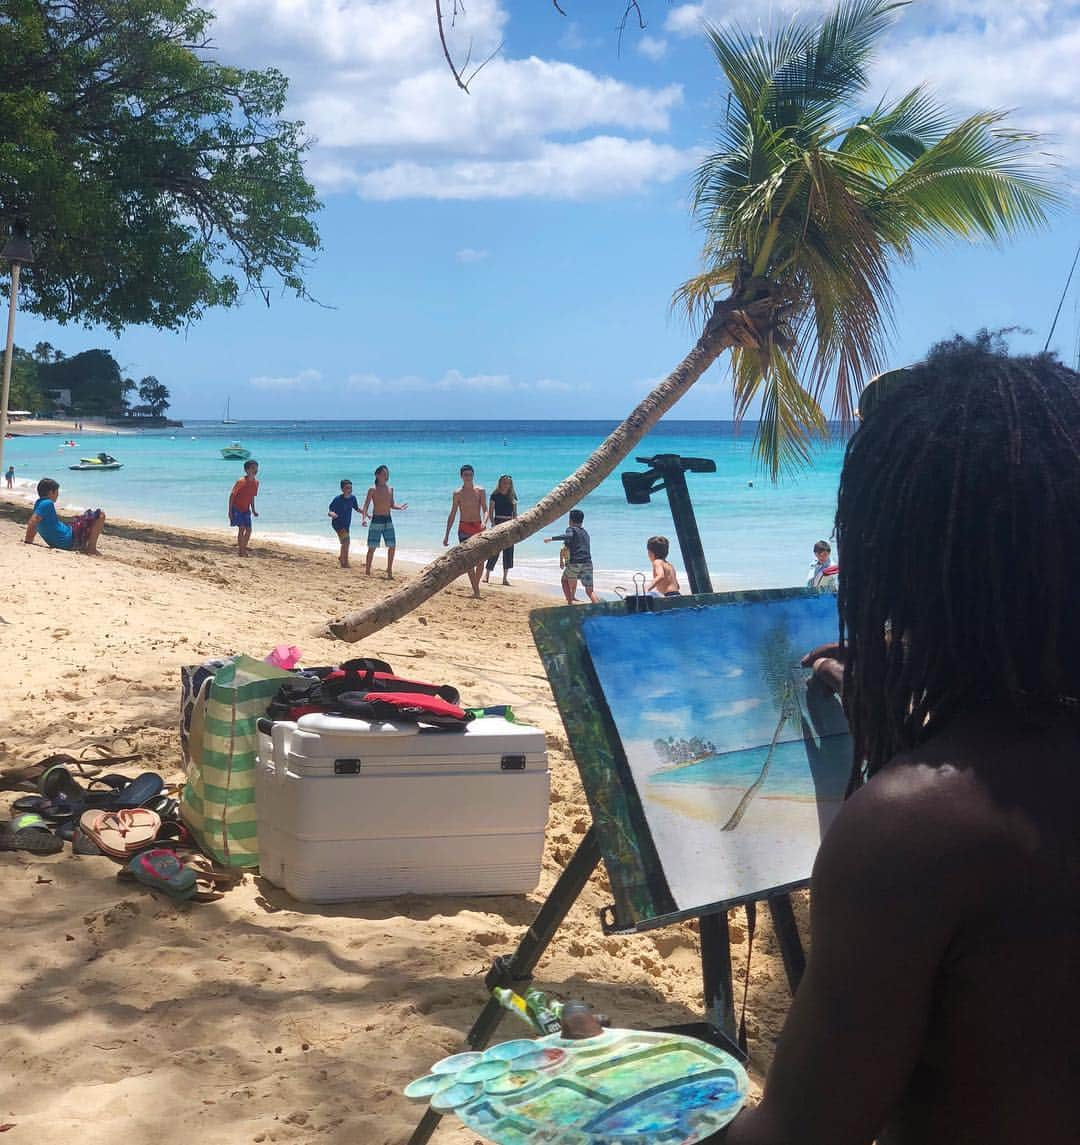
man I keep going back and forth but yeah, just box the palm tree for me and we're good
[328,0,1055,642]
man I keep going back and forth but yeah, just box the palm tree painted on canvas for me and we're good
[330,0,1056,641]
[720,624,801,830]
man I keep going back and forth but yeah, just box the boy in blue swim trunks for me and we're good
[227,459,259,557]
[361,465,407,579]
[24,477,106,555]
[328,478,360,568]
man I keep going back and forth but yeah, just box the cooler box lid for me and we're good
[280,714,547,776]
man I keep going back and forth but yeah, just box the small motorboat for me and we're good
[70,452,123,471]
[221,442,251,460]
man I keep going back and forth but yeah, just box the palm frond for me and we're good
[838,85,950,166]
[676,0,1058,477]
[750,346,828,478]
[877,112,1060,243]
[771,0,906,120]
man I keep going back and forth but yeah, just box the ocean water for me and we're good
[4,420,845,593]
[650,738,850,801]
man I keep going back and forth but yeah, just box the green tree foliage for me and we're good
[654,736,718,765]
[8,347,46,412]
[37,348,126,414]
[0,0,321,331]
[674,0,1057,473]
[137,375,170,415]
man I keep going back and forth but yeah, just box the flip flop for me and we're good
[0,813,64,855]
[124,849,197,900]
[71,824,103,856]
[180,852,241,900]
[40,766,152,801]
[80,808,161,860]
[11,794,81,820]
[0,754,103,792]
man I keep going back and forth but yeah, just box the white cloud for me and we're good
[664,1,1080,165]
[665,4,705,35]
[456,248,490,263]
[345,369,581,394]
[204,0,688,201]
[637,34,669,61]
[352,137,697,201]
[708,697,763,719]
[643,709,693,728]
[248,368,322,389]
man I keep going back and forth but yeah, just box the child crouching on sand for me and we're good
[24,477,106,555]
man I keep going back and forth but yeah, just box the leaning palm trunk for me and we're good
[327,294,772,641]
[329,0,1055,643]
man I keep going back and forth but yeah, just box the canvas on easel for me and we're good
[531,588,851,931]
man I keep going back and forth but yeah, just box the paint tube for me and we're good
[523,988,564,1035]
[492,987,537,1030]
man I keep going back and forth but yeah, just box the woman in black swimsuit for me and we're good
[484,474,517,585]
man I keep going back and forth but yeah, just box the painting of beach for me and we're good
[582,592,852,915]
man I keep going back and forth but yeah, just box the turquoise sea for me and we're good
[4,420,845,594]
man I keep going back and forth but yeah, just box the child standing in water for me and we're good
[545,508,601,604]
[645,535,681,596]
[484,474,518,586]
[227,459,259,557]
[361,465,407,578]
[443,464,487,597]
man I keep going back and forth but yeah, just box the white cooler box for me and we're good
[256,714,549,902]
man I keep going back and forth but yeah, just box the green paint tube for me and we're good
[523,988,564,1035]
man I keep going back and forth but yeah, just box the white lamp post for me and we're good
[0,222,35,481]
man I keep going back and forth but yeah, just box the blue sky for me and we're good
[584,593,841,756]
[17,0,1080,420]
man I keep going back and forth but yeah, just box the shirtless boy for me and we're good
[443,464,487,597]
[361,465,408,578]
[697,335,1079,1145]
[645,535,681,596]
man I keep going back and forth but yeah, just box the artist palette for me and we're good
[404,1027,748,1144]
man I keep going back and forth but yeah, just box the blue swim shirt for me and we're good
[32,497,74,550]
[328,493,359,531]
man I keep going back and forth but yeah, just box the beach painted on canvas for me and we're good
[583,593,852,913]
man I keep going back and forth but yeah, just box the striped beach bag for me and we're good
[180,655,291,868]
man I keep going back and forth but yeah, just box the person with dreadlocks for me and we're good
[704,333,1079,1145]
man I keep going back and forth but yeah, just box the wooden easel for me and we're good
[406,586,828,1145]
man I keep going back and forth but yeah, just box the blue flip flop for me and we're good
[124,849,197,900]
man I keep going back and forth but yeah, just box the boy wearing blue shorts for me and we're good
[328,479,360,568]
[227,459,259,557]
[361,465,407,579]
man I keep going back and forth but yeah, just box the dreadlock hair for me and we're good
[837,331,1080,788]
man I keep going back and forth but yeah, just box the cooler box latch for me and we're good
[500,754,526,771]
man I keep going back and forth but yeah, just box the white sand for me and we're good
[0,503,802,1143]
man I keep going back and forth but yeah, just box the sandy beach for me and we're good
[0,497,802,1144]
[4,418,130,437]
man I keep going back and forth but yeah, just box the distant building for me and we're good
[45,388,73,412]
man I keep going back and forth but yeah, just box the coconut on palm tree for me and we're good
[328,0,1055,642]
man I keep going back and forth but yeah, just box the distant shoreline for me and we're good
[5,418,130,437]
